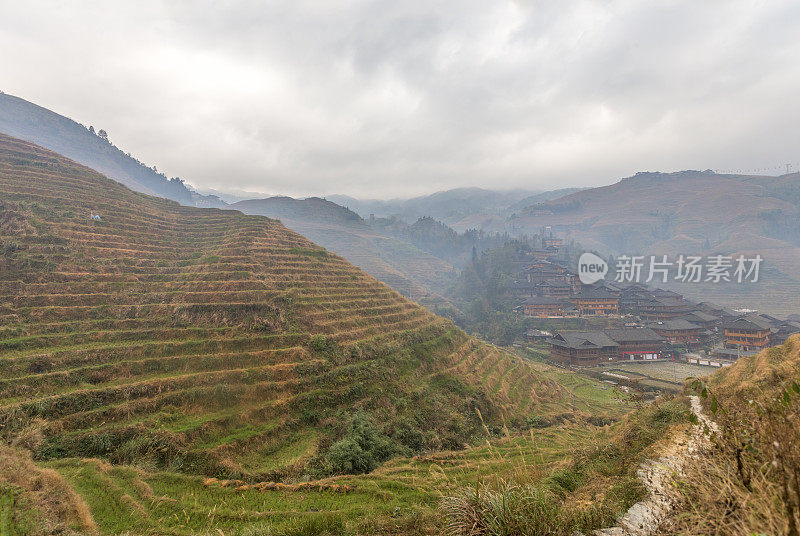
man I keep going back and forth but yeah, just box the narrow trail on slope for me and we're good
[592,395,717,536]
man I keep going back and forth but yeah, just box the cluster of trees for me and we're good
[325,411,396,474]
[443,240,538,344]
[87,125,108,140]
[368,215,511,265]
[84,123,189,196]
[438,238,583,344]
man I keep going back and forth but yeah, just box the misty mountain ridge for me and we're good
[231,196,363,225]
[0,94,577,223]
[0,92,223,207]
[501,168,800,314]
[328,187,539,224]
[6,91,800,315]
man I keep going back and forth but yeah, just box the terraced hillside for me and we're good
[230,197,457,304]
[0,133,560,494]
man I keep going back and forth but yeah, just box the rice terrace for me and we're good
[3,2,800,535]
[0,134,637,534]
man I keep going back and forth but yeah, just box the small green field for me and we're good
[514,345,633,419]
[45,422,606,535]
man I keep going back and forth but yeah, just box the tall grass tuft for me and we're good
[441,483,560,536]
[440,397,687,536]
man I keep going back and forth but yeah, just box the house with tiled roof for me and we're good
[649,319,706,346]
[723,314,777,351]
[638,296,693,321]
[681,310,720,330]
[547,327,666,366]
[604,328,666,360]
[523,297,575,317]
[570,287,620,316]
[547,331,619,366]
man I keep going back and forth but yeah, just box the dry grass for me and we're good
[662,336,800,535]
[0,133,523,480]
[0,444,97,534]
[439,397,687,536]
[0,132,597,535]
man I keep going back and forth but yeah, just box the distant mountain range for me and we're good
[501,170,800,314]
[3,92,798,315]
[328,187,581,228]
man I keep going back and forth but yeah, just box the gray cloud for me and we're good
[1,0,799,198]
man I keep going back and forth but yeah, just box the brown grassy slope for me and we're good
[230,197,457,304]
[0,132,562,482]
[711,334,800,397]
[661,335,800,535]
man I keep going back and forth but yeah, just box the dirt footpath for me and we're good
[592,396,716,536]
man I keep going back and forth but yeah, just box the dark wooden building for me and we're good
[638,297,692,321]
[617,283,654,314]
[650,319,705,346]
[523,297,569,317]
[723,315,775,351]
[548,328,665,366]
[681,310,720,330]
[548,332,619,367]
[571,287,619,316]
[604,328,666,360]
[539,279,574,298]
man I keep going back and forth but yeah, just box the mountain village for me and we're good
[512,236,800,370]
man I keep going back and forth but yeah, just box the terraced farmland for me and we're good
[0,133,566,496]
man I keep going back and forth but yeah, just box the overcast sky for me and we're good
[1,1,799,198]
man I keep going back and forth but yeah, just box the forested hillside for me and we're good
[329,187,579,229]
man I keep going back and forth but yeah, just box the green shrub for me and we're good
[326,411,395,474]
[546,468,582,494]
[326,438,375,474]
[310,335,328,352]
[393,418,425,452]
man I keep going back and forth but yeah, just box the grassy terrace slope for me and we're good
[230,197,456,304]
[0,133,562,490]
